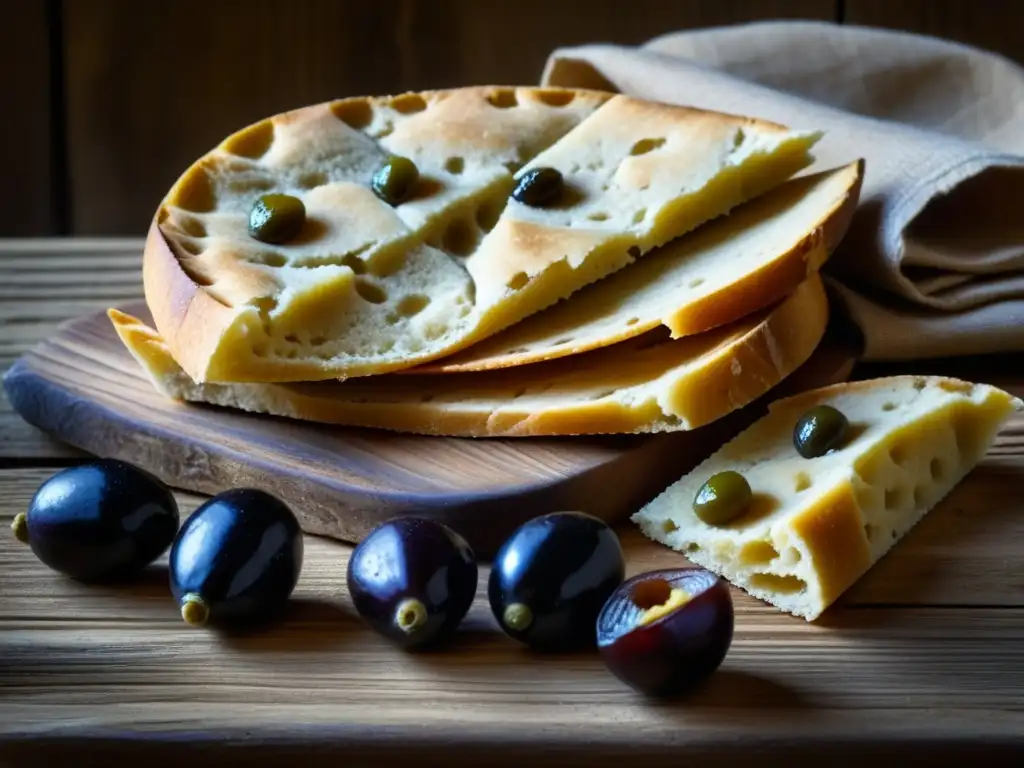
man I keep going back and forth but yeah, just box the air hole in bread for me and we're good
[177,239,204,256]
[284,333,300,344]
[587,212,609,222]
[507,272,529,290]
[626,317,639,326]
[587,159,603,171]
[170,165,216,213]
[310,335,327,346]
[422,323,447,341]
[442,219,477,256]
[397,294,430,318]
[285,349,298,359]
[330,99,374,130]
[684,542,699,554]
[930,457,944,481]
[227,177,275,195]
[371,123,394,139]
[505,347,528,355]
[222,119,275,159]
[733,127,746,149]
[444,157,465,175]
[488,89,518,108]
[179,217,206,238]
[739,540,779,567]
[253,344,268,358]
[782,547,802,566]
[553,337,574,346]
[689,277,706,289]
[298,171,327,189]
[882,401,897,412]
[884,487,904,510]
[661,519,679,535]
[391,93,427,114]
[248,252,287,268]
[628,246,641,258]
[475,199,504,232]
[513,387,528,399]
[749,573,806,595]
[889,443,906,467]
[591,389,616,400]
[632,208,647,225]
[794,472,812,492]
[864,523,877,542]
[534,89,575,107]
[913,378,927,391]
[630,137,666,156]
[503,160,523,173]
[367,248,406,278]
[355,278,388,304]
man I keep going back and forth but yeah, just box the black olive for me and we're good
[488,511,625,651]
[793,404,850,459]
[371,155,420,206]
[169,488,303,628]
[598,568,734,697]
[510,167,564,207]
[11,459,179,582]
[692,471,752,526]
[347,517,477,649]
[248,193,306,243]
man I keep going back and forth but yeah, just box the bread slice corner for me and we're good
[632,375,1022,620]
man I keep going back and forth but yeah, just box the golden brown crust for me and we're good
[417,160,860,374]
[142,219,244,383]
[113,274,828,438]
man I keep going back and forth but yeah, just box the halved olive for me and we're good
[372,155,419,206]
[248,193,306,244]
[793,404,849,459]
[510,167,563,207]
[693,470,751,526]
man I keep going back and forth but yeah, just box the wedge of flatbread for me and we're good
[110,274,828,438]
[416,160,862,373]
[143,86,821,384]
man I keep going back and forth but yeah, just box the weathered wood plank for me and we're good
[2,470,1023,763]
[63,0,835,234]
[0,0,54,235]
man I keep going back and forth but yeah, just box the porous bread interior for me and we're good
[417,159,863,373]
[632,376,1022,620]
[109,271,829,437]
[151,85,820,383]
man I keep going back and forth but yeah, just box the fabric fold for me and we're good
[541,22,1024,359]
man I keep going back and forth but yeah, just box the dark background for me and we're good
[3,0,1021,237]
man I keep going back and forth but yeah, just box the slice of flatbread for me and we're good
[144,86,821,384]
[109,273,828,438]
[417,160,863,373]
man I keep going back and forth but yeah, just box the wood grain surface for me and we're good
[2,298,854,557]
[3,241,1024,766]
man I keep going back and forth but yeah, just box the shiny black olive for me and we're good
[597,567,734,697]
[248,193,306,243]
[692,470,752,526]
[510,167,564,207]
[11,459,179,582]
[793,404,850,459]
[347,517,477,649]
[488,511,625,651]
[169,488,303,628]
[371,155,420,206]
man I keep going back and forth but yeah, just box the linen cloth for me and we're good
[541,21,1024,360]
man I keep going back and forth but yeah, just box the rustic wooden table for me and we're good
[2,240,1024,766]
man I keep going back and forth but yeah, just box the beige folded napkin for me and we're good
[541,21,1024,360]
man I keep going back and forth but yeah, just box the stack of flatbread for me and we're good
[110,85,865,438]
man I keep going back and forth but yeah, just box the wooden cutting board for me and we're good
[2,302,857,557]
